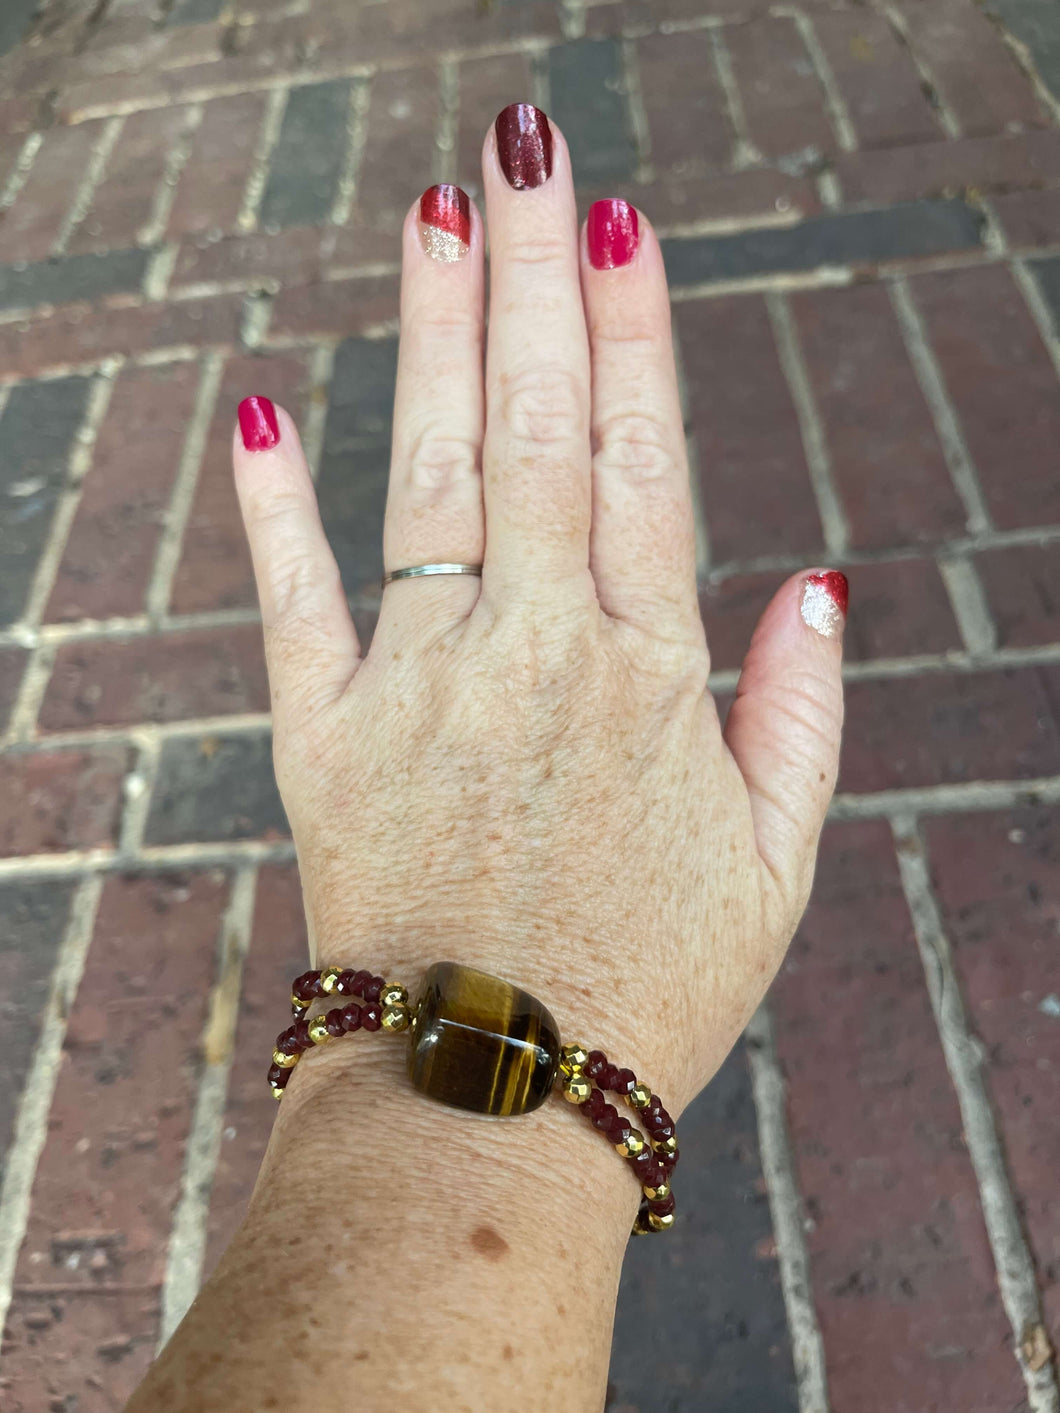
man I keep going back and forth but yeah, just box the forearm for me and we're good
[129,1030,636,1411]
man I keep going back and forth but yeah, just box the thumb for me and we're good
[724,570,847,904]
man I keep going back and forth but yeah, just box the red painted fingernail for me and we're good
[419,183,471,262]
[587,198,639,270]
[238,396,279,452]
[800,571,849,639]
[495,102,553,189]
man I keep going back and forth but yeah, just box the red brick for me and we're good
[0,122,106,265]
[636,31,733,176]
[835,129,1060,205]
[0,646,28,732]
[789,282,966,551]
[725,17,834,165]
[0,746,129,857]
[898,0,1048,137]
[911,264,1060,530]
[204,862,307,1275]
[677,295,822,564]
[924,808,1060,1335]
[0,293,244,380]
[1,1290,161,1413]
[170,352,311,615]
[699,572,787,674]
[57,53,288,126]
[40,627,269,732]
[266,272,400,339]
[173,226,326,289]
[812,9,940,148]
[66,106,190,257]
[455,52,534,201]
[45,360,202,624]
[166,91,269,241]
[356,67,438,235]
[772,821,1021,1410]
[598,169,821,233]
[839,667,1060,793]
[15,871,228,1290]
[991,187,1060,249]
[975,544,1060,649]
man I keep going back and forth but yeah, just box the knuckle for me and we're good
[499,364,587,447]
[593,408,681,483]
[404,426,480,492]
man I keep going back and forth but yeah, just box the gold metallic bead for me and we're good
[652,1135,678,1157]
[272,1049,299,1069]
[290,993,307,1013]
[643,1180,670,1202]
[628,1083,652,1110]
[308,1016,331,1045]
[559,1043,589,1077]
[631,1215,652,1236]
[563,1075,592,1104]
[381,1003,410,1033]
[320,966,343,995]
[648,1211,675,1232]
[270,1085,284,1101]
[381,982,408,1007]
[616,1129,646,1159]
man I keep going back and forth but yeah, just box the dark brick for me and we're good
[319,442,390,598]
[924,808,1060,1335]
[839,668,1060,793]
[789,282,966,550]
[0,376,92,629]
[0,746,130,857]
[609,1044,796,1411]
[0,0,36,58]
[204,862,307,1275]
[897,0,1048,136]
[167,91,269,240]
[843,559,960,661]
[0,247,150,313]
[40,626,269,731]
[171,352,311,616]
[636,30,733,177]
[266,272,400,339]
[834,129,1060,206]
[168,0,224,22]
[0,646,28,732]
[0,122,104,264]
[173,227,331,289]
[677,296,822,564]
[661,200,983,287]
[725,17,833,166]
[319,335,398,446]
[548,39,638,186]
[0,879,75,1180]
[991,188,1060,249]
[911,264,1060,529]
[259,79,352,230]
[455,52,534,202]
[771,822,1020,1410]
[812,10,940,148]
[1029,255,1060,332]
[356,67,437,234]
[45,360,202,623]
[985,0,1060,102]
[144,733,286,845]
[975,544,1060,649]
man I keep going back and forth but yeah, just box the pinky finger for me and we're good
[233,397,360,714]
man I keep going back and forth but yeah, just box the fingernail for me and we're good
[419,183,471,262]
[238,396,279,452]
[587,198,639,270]
[495,102,553,189]
[800,571,849,639]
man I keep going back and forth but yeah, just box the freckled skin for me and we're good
[470,1225,511,1260]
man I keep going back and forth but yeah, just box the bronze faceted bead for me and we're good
[560,1043,589,1077]
[308,1017,331,1045]
[408,962,560,1116]
[628,1083,652,1109]
[564,1075,592,1104]
[643,1180,670,1201]
[617,1129,645,1158]
[381,1003,410,1033]
[653,1134,678,1157]
[272,1049,299,1069]
[381,982,408,1008]
[648,1211,675,1231]
[320,967,343,995]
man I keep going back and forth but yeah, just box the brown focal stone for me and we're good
[408,962,561,1116]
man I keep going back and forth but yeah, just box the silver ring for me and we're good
[381,562,483,588]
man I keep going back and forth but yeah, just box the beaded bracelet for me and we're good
[268,960,678,1234]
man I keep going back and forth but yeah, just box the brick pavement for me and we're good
[0,1,1057,1409]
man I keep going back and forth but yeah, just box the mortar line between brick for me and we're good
[158,865,258,1348]
[51,115,125,258]
[237,84,290,234]
[139,103,205,247]
[435,58,459,187]
[766,290,850,558]
[707,24,760,169]
[778,6,858,153]
[745,1003,831,1413]
[0,874,104,1355]
[888,275,993,536]
[620,37,655,185]
[0,839,295,881]
[118,731,162,856]
[145,349,226,622]
[331,76,371,228]
[875,1,962,139]
[1010,258,1060,384]
[558,0,588,42]
[302,341,337,482]
[891,819,1060,1410]
[829,774,1060,820]
[0,132,43,212]
[987,16,1060,127]
[936,553,998,658]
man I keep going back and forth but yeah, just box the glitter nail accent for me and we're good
[800,571,849,639]
[418,183,471,263]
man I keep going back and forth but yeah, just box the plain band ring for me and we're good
[381,562,483,588]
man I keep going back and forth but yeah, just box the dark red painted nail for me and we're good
[419,183,471,261]
[800,570,849,638]
[587,198,639,270]
[495,103,553,189]
[238,396,279,452]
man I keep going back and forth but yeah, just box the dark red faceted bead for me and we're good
[631,1150,655,1178]
[649,1192,676,1218]
[613,1068,636,1095]
[582,1087,606,1117]
[267,1063,290,1087]
[592,1103,618,1132]
[307,973,325,998]
[292,971,314,1001]
[340,1002,362,1031]
[600,1064,619,1091]
[292,1019,312,1050]
[276,1030,300,1056]
[649,1121,675,1143]
[584,1050,607,1081]
[351,969,372,995]
[362,1002,382,1032]
[646,1094,663,1117]
[325,1008,346,1037]
[608,1116,632,1145]
[336,969,358,995]
[363,975,384,1003]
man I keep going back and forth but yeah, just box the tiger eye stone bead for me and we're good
[408,962,560,1116]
